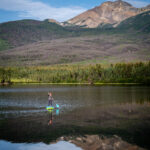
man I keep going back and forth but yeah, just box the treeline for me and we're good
[0,62,150,84]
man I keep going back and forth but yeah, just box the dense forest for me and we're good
[0,62,150,84]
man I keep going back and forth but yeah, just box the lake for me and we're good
[0,85,150,150]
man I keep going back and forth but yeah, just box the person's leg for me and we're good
[50,100,52,106]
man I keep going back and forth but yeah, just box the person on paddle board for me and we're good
[48,92,54,106]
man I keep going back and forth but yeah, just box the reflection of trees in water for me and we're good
[135,97,150,105]
[109,97,150,114]
[116,95,150,105]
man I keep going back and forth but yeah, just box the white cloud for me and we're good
[111,0,150,8]
[0,0,86,22]
[124,0,149,8]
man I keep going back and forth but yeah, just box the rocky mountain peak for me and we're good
[65,0,150,28]
[101,0,132,7]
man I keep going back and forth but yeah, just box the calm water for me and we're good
[0,85,150,149]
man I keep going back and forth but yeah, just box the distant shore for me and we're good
[0,62,150,85]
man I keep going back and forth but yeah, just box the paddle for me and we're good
[53,100,60,109]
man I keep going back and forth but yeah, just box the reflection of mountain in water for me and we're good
[58,135,144,150]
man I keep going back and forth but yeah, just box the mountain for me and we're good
[0,0,150,50]
[0,9,150,66]
[0,19,71,48]
[66,0,150,28]
[0,9,150,51]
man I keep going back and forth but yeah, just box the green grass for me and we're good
[0,39,9,51]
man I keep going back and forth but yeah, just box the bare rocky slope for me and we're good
[58,135,145,150]
[66,0,150,28]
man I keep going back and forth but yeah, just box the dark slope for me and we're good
[117,10,150,32]
[0,19,72,48]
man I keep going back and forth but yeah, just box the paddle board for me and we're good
[46,106,54,110]
[46,104,59,110]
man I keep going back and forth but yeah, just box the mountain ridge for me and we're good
[65,0,150,28]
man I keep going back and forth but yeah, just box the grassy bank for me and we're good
[0,62,150,85]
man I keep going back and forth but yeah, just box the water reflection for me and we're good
[48,109,59,125]
[48,110,53,125]
[0,85,150,149]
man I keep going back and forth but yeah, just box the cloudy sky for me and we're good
[0,0,150,23]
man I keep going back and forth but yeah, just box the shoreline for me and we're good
[0,82,144,86]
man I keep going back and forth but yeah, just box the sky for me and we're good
[0,0,150,23]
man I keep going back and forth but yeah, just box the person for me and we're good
[48,92,54,106]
